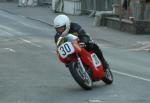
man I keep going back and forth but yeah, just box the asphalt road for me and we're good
[0,10,150,103]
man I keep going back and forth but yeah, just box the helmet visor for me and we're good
[55,25,66,33]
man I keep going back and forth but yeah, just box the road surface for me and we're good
[0,9,150,103]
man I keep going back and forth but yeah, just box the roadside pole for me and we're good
[89,0,96,17]
[139,0,145,20]
[119,0,122,30]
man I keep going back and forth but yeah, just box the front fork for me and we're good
[76,54,86,73]
[76,54,91,80]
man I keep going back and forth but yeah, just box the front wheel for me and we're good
[102,68,113,84]
[68,62,93,90]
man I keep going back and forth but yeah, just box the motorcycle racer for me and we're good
[53,14,109,70]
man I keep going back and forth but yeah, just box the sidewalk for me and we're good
[0,2,150,50]
[0,2,93,27]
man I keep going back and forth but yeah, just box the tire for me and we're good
[68,62,93,90]
[102,68,113,84]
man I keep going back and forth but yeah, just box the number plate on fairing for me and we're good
[91,53,101,67]
[58,42,75,59]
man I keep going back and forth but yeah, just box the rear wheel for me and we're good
[102,68,113,84]
[68,62,93,90]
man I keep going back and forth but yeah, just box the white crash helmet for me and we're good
[54,14,70,36]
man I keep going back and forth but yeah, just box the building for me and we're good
[129,0,150,20]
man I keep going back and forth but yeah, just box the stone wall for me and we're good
[105,17,150,34]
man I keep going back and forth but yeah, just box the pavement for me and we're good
[0,2,93,27]
[0,2,150,51]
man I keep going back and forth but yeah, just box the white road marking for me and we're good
[129,45,150,51]
[88,99,102,103]
[20,38,42,48]
[0,30,13,36]
[0,25,14,36]
[128,41,150,52]
[0,10,49,31]
[112,69,150,82]
[4,48,16,52]
[0,24,25,36]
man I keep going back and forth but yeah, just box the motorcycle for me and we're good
[56,34,113,90]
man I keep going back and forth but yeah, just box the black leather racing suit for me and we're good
[54,22,108,69]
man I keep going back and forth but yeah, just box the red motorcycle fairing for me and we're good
[57,47,105,81]
[78,48,105,80]
[56,50,78,63]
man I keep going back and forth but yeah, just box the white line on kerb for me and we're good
[20,38,41,48]
[112,69,150,82]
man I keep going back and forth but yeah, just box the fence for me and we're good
[81,0,113,13]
